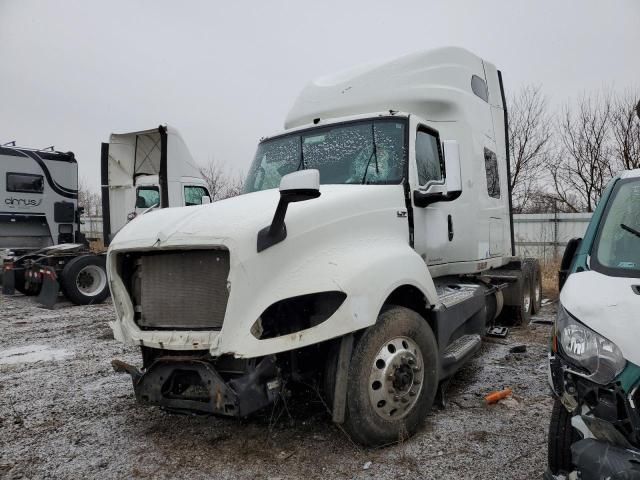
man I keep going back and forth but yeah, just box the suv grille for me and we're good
[134,250,230,330]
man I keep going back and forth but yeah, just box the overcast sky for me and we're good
[1,0,638,190]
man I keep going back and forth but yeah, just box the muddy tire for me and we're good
[505,268,532,326]
[61,255,109,305]
[525,259,543,314]
[548,399,578,474]
[342,306,439,446]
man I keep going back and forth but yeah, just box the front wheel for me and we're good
[61,255,109,305]
[342,306,439,446]
[548,398,579,474]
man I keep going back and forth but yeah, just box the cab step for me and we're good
[442,334,482,366]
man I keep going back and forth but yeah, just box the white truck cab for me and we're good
[108,47,538,446]
[101,125,211,244]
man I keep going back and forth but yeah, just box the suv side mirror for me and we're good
[414,140,462,207]
[201,195,211,204]
[559,237,582,291]
[257,170,321,252]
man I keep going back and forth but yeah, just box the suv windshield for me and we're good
[592,178,640,277]
[244,118,407,193]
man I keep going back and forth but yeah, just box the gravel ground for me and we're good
[0,293,556,480]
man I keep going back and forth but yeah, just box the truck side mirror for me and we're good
[257,169,321,252]
[201,195,211,204]
[413,140,462,207]
[558,237,582,291]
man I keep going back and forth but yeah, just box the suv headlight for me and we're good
[555,304,626,384]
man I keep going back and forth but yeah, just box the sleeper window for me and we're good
[484,148,500,198]
[6,173,44,194]
[415,130,442,186]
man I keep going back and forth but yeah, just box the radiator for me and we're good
[136,249,230,330]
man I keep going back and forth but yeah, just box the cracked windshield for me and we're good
[244,118,407,192]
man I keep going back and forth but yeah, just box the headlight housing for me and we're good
[555,304,626,384]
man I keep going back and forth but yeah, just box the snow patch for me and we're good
[0,344,73,365]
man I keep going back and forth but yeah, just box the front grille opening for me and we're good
[161,369,210,403]
[120,249,230,330]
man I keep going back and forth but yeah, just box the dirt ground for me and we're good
[0,293,556,480]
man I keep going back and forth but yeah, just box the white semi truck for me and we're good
[108,47,541,445]
[2,125,211,306]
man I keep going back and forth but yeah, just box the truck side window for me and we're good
[484,148,500,198]
[415,129,443,186]
[136,186,160,208]
[6,172,44,193]
[184,186,209,206]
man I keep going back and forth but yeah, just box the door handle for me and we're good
[448,215,454,241]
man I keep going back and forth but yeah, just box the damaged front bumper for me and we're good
[112,355,281,417]
[548,353,640,479]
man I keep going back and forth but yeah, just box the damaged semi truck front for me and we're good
[109,47,539,446]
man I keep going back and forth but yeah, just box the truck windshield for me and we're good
[244,118,407,193]
[592,178,640,277]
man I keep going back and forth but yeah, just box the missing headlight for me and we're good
[251,291,346,340]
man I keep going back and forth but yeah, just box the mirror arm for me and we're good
[257,189,321,253]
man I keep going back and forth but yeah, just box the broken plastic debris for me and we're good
[484,388,512,405]
[363,461,372,470]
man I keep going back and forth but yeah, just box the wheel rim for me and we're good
[368,336,425,420]
[535,281,541,306]
[75,265,107,297]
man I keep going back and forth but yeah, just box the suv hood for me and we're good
[561,269,640,366]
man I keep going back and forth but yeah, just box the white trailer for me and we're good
[108,47,540,445]
[2,125,211,306]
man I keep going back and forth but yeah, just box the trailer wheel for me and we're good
[342,306,438,446]
[61,255,109,305]
[548,399,579,474]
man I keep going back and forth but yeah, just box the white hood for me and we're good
[107,184,439,357]
[561,269,640,366]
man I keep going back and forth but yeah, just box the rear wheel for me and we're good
[524,259,543,314]
[548,399,579,474]
[342,306,439,446]
[61,255,109,305]
[14,267,41,296]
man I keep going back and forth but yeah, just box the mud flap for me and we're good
[36,266,59,308]
[2,260,15,295]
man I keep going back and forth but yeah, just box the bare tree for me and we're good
[199,157,244,201]
[77,179,102,216]
[508,85,552,212]
[611,91,640,170]
[549,92,614,212]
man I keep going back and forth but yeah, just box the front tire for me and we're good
[342,306,439,446]
[548,399,579,474]
[61,255,109,305]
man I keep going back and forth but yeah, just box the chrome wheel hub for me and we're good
[368,336,424,419]
[75,265,107,296]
